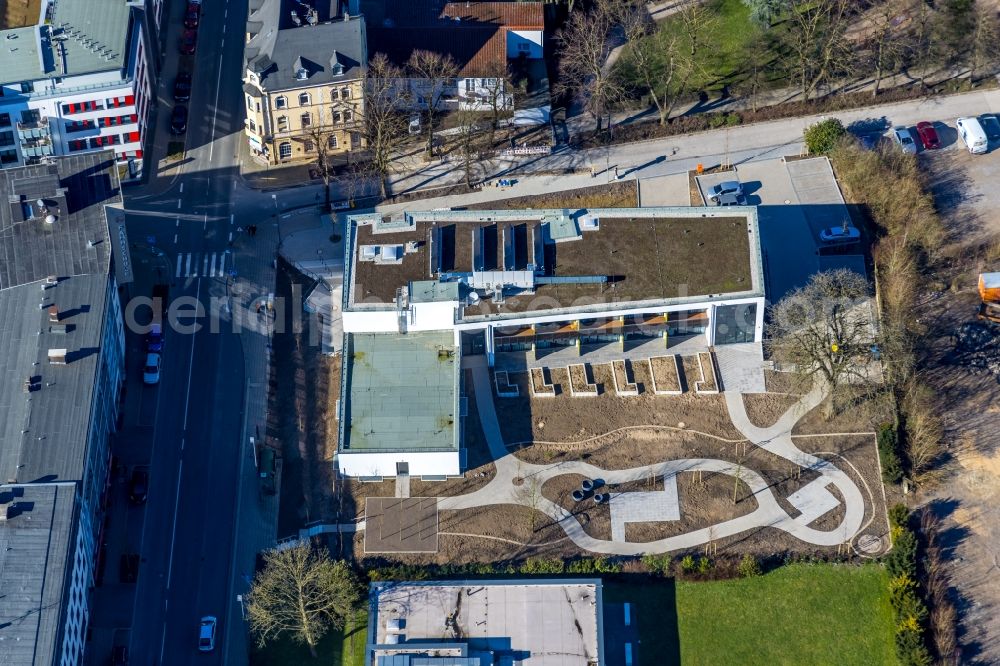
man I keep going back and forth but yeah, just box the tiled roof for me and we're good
[440,1,544,28]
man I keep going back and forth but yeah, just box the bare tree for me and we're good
[246,544,362,657]
[621,11,693,126]
[767,269,875,418]
[677,1,716,59]
[407,50,459,157]
[555,0,627,133]
[364,53,408,198]
[452,108,485,188]
[783,0,853,101]
[477,60,513,148]
[969,5,1000,83]
[867,3,908,99]
[304,124,340,211]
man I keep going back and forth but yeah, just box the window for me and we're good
[330,88,338,101]
[300,112,311,128]
[298,92,310,105]
[247,96,253,110]
[341,87,350,99]
[0,113,10,127]
[21,81,34,93]
[278,142,292,159]
[21,109,40,124]
[465,79,474,92]
[277,115,288,131]
[518,42,531,53]
[327,135,338,149]
[248,120,256,132]
[343,110,352,122]
[350,131,360,148]
[303,139,315,152]
[0,131,14,147]
[332,111,341,123]
[255,102,260,112]
[275,95,287,109]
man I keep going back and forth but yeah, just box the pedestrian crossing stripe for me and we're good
[174,252,227,278]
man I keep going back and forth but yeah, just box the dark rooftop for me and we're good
[0,483,76,666]
[349,209,758,316]
[0,153,121,486]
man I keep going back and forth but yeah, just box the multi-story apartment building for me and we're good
[0,153,127,665]
[0,0,153,178]
[243,0,366,165]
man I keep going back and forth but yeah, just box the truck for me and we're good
[977,273,1000,323]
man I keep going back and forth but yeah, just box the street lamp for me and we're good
[236,594,246,620]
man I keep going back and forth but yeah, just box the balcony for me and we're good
[17,117,49,132]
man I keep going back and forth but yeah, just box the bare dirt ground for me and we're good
[903,144,1000,664]
[495,370,745,445]
[763,369,808,394]
[791,388,891,435]
[271,261,338,538]
[742,392,800,428]
[0,0,41,29]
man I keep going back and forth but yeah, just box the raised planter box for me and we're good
[611,360,638,396]
[494,370,520,398]
[568,363,599,397]
[529,367,556,398]
[695,351,719,394]
[648,355,682,395]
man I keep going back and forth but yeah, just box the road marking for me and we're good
[175,218,179,228]
[202,254,209,276]
[209,253,217,277]
[180,182,184,193]
[208,39,225,162]
[228,231,232,242]
[218,253,226,277]
[230,213,234,225]
[177,199,182,209]
[166,457,184,589]
[185,253,192,276]
[181,277,201,432]
[175,254,182,277]
[203,213,208,231]
[224,8,227,18]
[173,233,178,244]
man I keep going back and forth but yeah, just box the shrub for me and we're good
[878,423,905,484]
[738,553,762,578]
[885,527,918,578]
[804,118,847,154]
[641,554,672,577]
[680,555,696,574]
[566,558,596,574]
[888,503,910,530]
[697,556,713,575]
[594,557,622,574]
[520,558,565,575]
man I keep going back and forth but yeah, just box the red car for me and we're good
[179,29,197,55]
[183,6,200,28]
[915,121,941,150]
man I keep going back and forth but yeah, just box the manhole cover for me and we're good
[857,534,882,554]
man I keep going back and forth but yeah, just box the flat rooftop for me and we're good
[368,579,604,666]
[340,331,459,454]
[0,484,75,666]
[347,207,762,319]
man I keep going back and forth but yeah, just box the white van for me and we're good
[957,117,988,154]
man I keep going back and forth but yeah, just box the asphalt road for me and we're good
[118,0,253,661]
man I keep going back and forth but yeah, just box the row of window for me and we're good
[275,132,359,159]
[0,81,34,95]
[67,132,140,151]
[61,96,135,115]
[274,109,353,132]
[272,87,352,109]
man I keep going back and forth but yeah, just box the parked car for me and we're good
[892,127,917,154]
[142,353,161,385]
[129,468,149,504]
[979,114,1000,143]
[708,180,743,204]
[819,224,861,245]
[915,122,940,150]
[183,4,200,28]
[173,71,191,102]
[179,29,197,55]
[198,616,217,652]
[147,323,164,353]
[715,192,746,206]
[170,105,188,134]
[957,117,988,154]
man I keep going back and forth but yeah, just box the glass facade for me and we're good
[713,303,757,345]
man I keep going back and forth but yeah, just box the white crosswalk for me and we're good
[174,252,227,278]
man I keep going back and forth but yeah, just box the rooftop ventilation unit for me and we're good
[44,214,57,224]
[47,305,59,322]
[48,348,67,364]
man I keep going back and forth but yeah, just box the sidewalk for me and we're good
[221,216,282,664]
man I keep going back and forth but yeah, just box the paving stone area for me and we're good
[609,474,680,542]
[785,478,841,524]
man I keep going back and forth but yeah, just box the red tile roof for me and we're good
[440,1,544,28]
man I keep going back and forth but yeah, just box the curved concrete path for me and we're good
[436,357,869,555]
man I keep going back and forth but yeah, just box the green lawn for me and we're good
[620,0,788,96]
[607,564,896,666]
[249,609,367,666]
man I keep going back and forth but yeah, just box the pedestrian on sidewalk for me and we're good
[248,224,257,237]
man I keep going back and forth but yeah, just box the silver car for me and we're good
[893,128,917,154]
[709,180,743,204]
